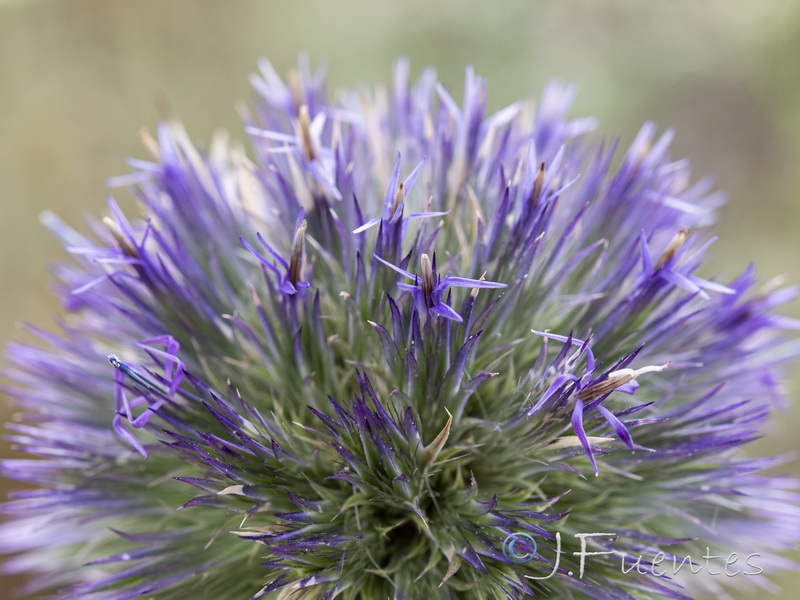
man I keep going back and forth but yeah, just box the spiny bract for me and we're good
[2,58,799,600]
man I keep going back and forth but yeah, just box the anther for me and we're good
[389,182,405,219]
[577,363,670,401]
[420,253,435,306]
[298,104,316,162]
[288,220,308,285]
[531,162,545,206]
[102,217,139,258]
[655,227,691,270]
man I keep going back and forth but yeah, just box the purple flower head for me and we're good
[2,56,799,600]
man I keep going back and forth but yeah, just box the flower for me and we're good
[241,213,311,297]
[2,57,799,600]
[374,252,507,322]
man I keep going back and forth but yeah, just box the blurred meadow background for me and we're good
[1,0,799,597]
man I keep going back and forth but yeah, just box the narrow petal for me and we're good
[441,276,506,289]
[373,254,417,280]
[570,399,599,476]
[430,302,463,322]
[596,405,635,450]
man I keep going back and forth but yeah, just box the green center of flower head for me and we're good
[2,58,799,600]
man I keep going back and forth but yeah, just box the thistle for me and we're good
[2,57,799,600]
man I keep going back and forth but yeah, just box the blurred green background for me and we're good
[1,0,799,597]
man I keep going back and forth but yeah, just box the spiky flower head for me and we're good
[2,57,799,600]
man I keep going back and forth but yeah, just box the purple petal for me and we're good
[373,254,416,280]
[570,399,598,476]
[441,276,507,289]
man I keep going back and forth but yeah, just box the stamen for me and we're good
[288,220,308,285]
[102,217,138,258]
[108,354,167,396]
[389,182,404,219]
[298,104,316,162]
[531,162,546,206]
[420,253,435,306]
[655,227,691,270]
[577,362,669,401]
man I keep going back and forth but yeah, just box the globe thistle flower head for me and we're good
[2,56,800,600]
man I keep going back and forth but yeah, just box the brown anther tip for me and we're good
[102,217,138,258]
[576,372,635,402]
[390,182,405,218]
[288,220,308,285]
[531,163,545,206]
[531,162,546,207]
[420,253,435,304]
[578,362,669,401]
[298,104,316,162]
[655,226,692,270]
